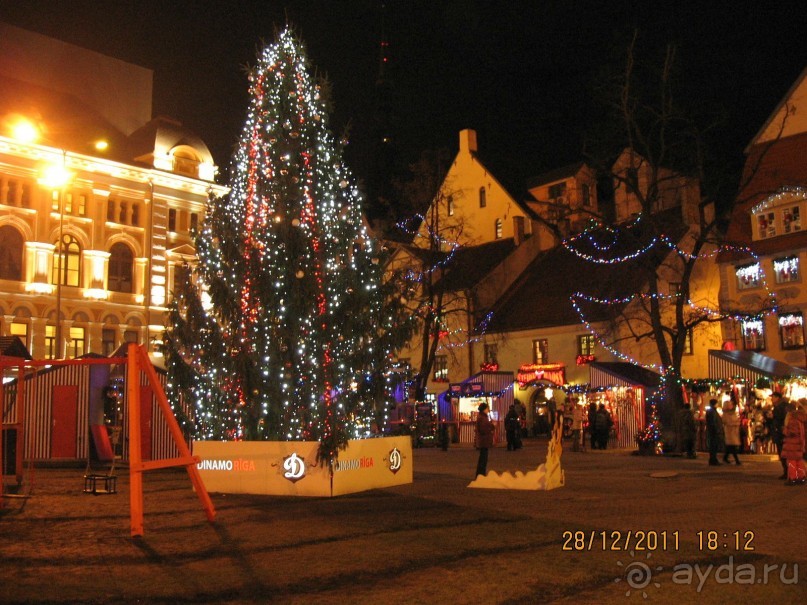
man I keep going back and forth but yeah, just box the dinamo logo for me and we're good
[283,452,306,483]
[388,447,402,474]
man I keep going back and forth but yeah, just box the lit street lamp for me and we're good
[40,155,72,359]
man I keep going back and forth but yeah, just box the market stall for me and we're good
[515,363,566,436]
[588,361,661,449]
[441,371,514,445]
[706,349,807,453]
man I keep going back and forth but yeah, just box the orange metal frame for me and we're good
[0,343,215,536]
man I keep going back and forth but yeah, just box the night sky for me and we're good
[1,1,804,206]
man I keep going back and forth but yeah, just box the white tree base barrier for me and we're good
[468,417,565,491]
[194,436,412,497]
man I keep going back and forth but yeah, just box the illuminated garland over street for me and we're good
[564,212,779,452]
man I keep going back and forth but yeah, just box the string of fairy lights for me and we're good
[393,214,495,350]
[560,210,783,449]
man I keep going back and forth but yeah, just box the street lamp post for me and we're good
[55,188,65,358]
[9,119,73,359]
[41,152,71,359]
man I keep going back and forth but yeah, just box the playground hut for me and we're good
[1,350,189,465]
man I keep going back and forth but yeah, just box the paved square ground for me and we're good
[1,440,803,604]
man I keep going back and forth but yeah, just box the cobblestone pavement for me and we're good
[0,439,803,604]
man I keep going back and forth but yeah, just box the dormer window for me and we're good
[736,263,761,290]
[751,188,805,241]
[757,212,775,238]
[582,183,591,207]
[783,206,801,233]
[548,182,567,200]
[171,146,202,178]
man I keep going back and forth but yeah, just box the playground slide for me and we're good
[90,424,114,462]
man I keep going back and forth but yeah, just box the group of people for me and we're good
[475,399,616,476]
[703,398,743,466]
[702,392,806,485]
[475,391,807,483]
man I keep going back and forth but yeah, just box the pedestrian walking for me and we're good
[475,402,496,478]
[781,403,806,486]
[587,401,598,449]
[571,400,584,452]
[594,403,613,450]
[751,405,768,454]
[504,404,521,451]
[705,398,724,466]
[722,402,742,465]
[771,391,790,478]
[678,402,697,459]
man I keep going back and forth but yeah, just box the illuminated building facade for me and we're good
[719,68,807,366]
[0,24,226,360]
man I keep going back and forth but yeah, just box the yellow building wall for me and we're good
[0,139,223,360]
[416,129,532,248]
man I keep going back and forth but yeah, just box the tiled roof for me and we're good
[483,244,628,332]
[526,162,586,189]
[484,208,688,333]
[720,132,807,261]
[0,74,131,162]
[436,238,518,291]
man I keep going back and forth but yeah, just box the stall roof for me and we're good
[0,336,32,360]
[443,370,515,398]
[708,350,807,381]
[589,362,661,390]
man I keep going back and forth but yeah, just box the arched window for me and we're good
[52,234,81,287]
[479,186,486,208]
[494,218,503,240]
[0,225,24,280]
[171,146,202,178]
[108,242,133,293]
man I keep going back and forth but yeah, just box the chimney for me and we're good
[513,216,525,246]
[459,129,477,154]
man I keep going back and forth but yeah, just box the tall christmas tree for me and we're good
[164,29,414,463]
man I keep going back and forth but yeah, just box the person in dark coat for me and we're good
[705,398,725,466]
[504,404,521,451]
[594,404,613,450]
[771,391,790,479]
[678,402,697,459]
[475,403,496,477]
[588,401,598,449]
[781,403,806,485]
